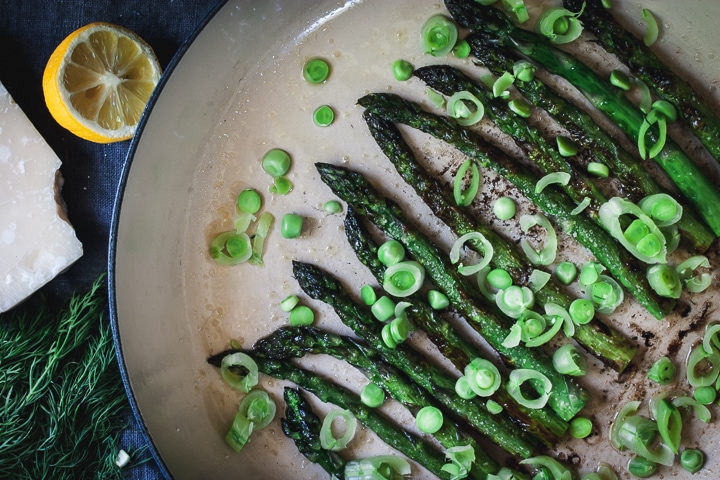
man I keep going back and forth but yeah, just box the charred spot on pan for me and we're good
[640,330,655,347]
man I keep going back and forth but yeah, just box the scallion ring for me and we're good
[492,71,515,99]
[647,357,675,385]
[464,358,501,397]
[320,409,357,451]
[677,256,712,294]
[616,415,675,466]
[513,60,536,82]
[238,389,277,430]
[501,0,529,23]
[495,285,534,319]
[641,8,659,47]
[507,369,552,409]
[449,231,494,276]
[447,91,485,126]
[519,213,558,265]
[655,398,681,454]
[536,6,585,44]
[638,193,682,227]
[553,343,588,376]
[442,445,476,479]
[220,352,259,393]
[453,159,482,207]
[344,456,411,480]
[686,343,720,388]
[535,171,571,194]
[383,261,425,297]
[588,275,624,314]
[421,14,458,57]
[609,400,640,449]
[528,269,551,292]
[598,197,666,264]
[646,264,682,299]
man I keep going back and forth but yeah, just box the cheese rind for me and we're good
[0,82,83,313]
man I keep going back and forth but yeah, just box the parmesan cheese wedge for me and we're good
[0,82,83,313]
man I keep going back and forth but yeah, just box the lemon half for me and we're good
[43,22,161,143]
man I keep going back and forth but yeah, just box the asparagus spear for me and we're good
[361,111,637,372]
[356,93,673,320]
[464,32,715,253]
[253,326,500,476]
[342,208,569,441]
[414,64,608,222]
[565,0,720,162]
[289,261,541,458]
[444,0,720,236]
[315,164,591,421]
[281,387,347,479]
[207,352,453,479]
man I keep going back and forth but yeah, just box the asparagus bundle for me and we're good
[464,32,715,253]
[357,93,673,320]
[443,0,720,236]
[316,163,590,421]
[342,208,569,442]
[361,110,637,372]
[565,0,720,162]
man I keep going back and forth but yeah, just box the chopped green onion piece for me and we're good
[694,386,716,405]
[601,0,612,7]
[647,116,667,159]
[464,358,502,397]
[641,8,659,47]
[492,71,515,98]
[391,59,413,81]
[536,171,571,194]
[377,239,405,267]
[646,264,682,299]
[486,268,513,290]
[627,456,657,478]
[383,261,425,297]
[579,262,603,286]
[455,375,477,400]
[239,389,277,430]
[520,456,571,480]
[610,401,640,449]
[303,58,330,83]
[394,301,412,321]
[677,256,712,294]
[361,285,377,306]
[426,88,446,108]
[589,275,624,314]
[262,149,291,178]
[671,396,711,423]
[371,296,396,322]
[237,188,262,214]
[476,266,498,302]
[569,416,593,438]
[519,213,558,265]
[486,399,503,415]
[524,309,563,347]
[279,294,300,312]
[320,409,357,451]
[587,162,609,178]
[569,298,594,325]
[651,100,677,122]
[450,231,494,276]
[655,398,681,454]
[647,357,675,385]
[447,91,485,126]
[234,213,255,234]
[502,0,530,23]
[360,383,385,408]
[635,78,653,114]
[428,290,450,310]
[270,176,293,195]
[617,415,675,466]
[389,317,411,343]
[513,60,536,82]
[416,406,444,434]
[496,285,534,319]
[280,213,303,239]
[553,343,588,376]
[680,449,705,474]
[209,231,253,265]
[686,343,720,387]
[313,105,335,126]
[598,197,666,264]
[345,456,411,480]
[502,323,523,348]
[221,352,259,393]
[555,261,577,285]
[225,409,254,453]
[289,305,314,327]
[493,196,516,220]
[536,6,585,44]
[570,196,591,215]
[323,200,343,214]
[453,158,482,206]
[249,211,274,266]
[443,444,476,479]
[381,323,398,349]
[453,40,471,58]
[421,14,458,57]
[610,69,632,90]
[703,323,720,355]
[507,369,552,409]
[556,136,578,157]
[508,98,532,117]
[528,269,551,292]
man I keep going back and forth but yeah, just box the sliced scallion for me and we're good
[447,91,485,126]
[570,196,592,215]
[492,71,515,99]
[556,136,578,157]
[519,214,558,265]
[426,88,446,108]
[529,269,551,292]
[536,6,585,44]
[421,15,458,57]
[513,60,536,82]
[610,69,632,91]
[455,375,477,400]
[686,343,720,388]
[344,456,411,480]
[598,197,666,264]
[655,398,681,454]
[553,343,588,376]
[587,162,609,178]
[507,369,552,409]
[450,231,494,276]
[249,211,274,266]
[647,357,675,385]
[677,256,712,293]
[239,389,277,430]
[508,98,532,117]
[646,264,682,299]
[453,159,482,206]
[535,171,571,194]
[320,409,357,451]
[616,415,675,466]
[502,0,530,23]
[464,358,501,397]
[225,409,253,453]
[496,285,534,319]
[442,445,476,480]
[383,261,425,297]
[641,8,659,47]
[221,352,259,393]
[209,231,253,265]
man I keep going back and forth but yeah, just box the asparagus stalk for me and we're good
[565,0,720,162]
[414,64,608,222]
[289,261,541,458]
[281,387,347,479]
[464,32,715,253]
[356,93,673,319]
[342,208,569,441]
[315,164,590,421]
[252,326,499,476]
[361,110,637,372]
[208,352,453,479]
[444,0,720,236]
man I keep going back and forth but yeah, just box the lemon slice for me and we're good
[42,22,161,143]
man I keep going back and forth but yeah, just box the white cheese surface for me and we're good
[0,82,83,313]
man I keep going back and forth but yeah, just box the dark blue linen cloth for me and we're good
[1,1,220,477]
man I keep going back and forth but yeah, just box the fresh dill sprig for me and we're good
[0,274,135,479]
